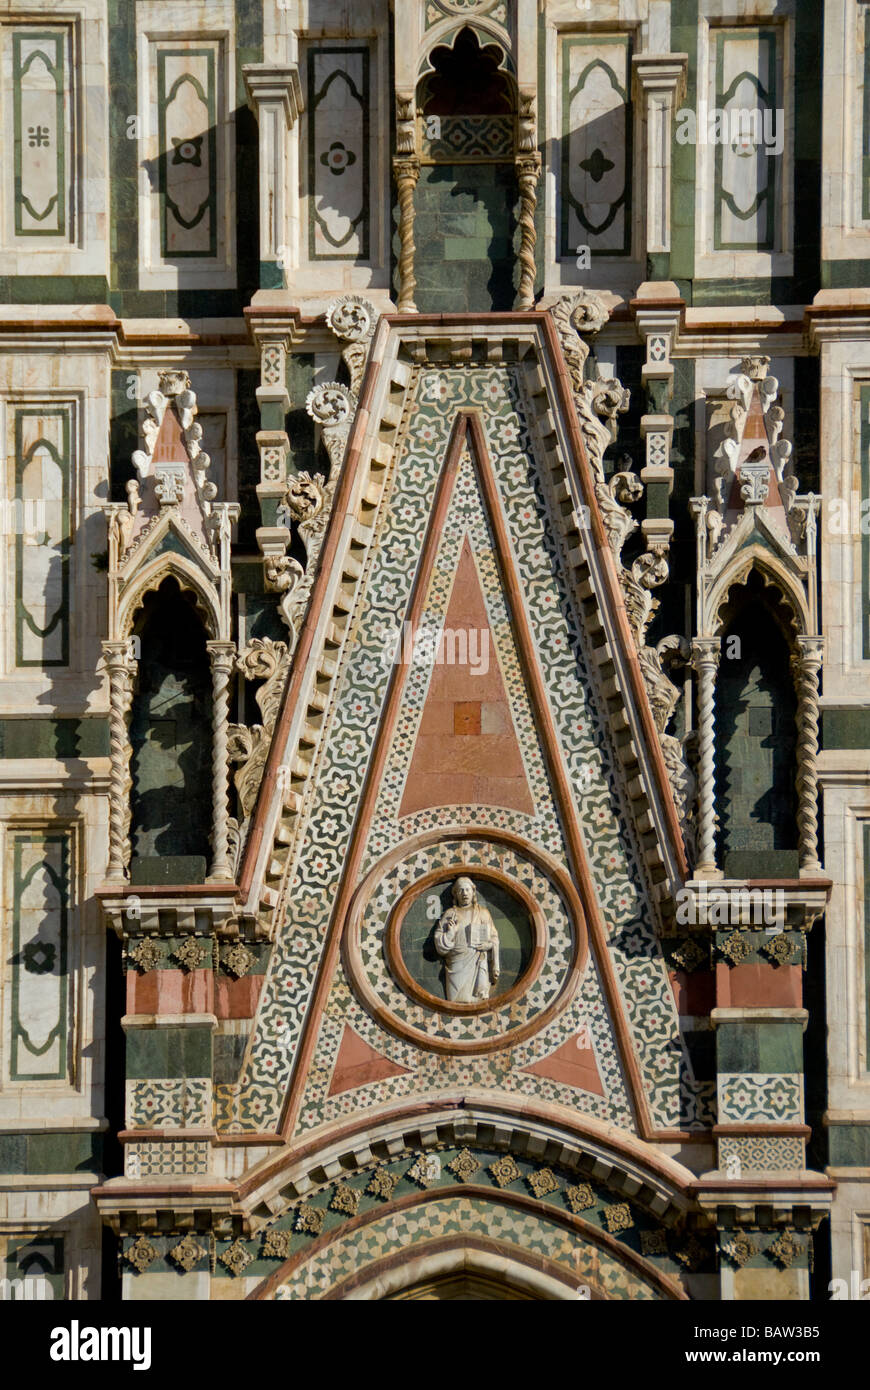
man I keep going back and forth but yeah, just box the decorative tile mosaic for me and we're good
[717,1134,805,1173]
[561,35,632,258]
[713,28,778,252]
[271,1196,664,1301]
[235,364,702,1136]
[424,0,509,30]
[717,1073,804,1125]
[11,28,72,240]
[12,404,71,667]
[124,1140,209,1177]
[156,46,219,258]
[421,115,514,160]
[126,1078,212,1129]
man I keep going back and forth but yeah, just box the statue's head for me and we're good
[452,877,476,907]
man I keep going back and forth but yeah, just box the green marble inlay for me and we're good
[714,29,777,252]
[13,30,67,237]
[0,718,108,759]
[822,707,870,750]
[157,48,218,259]
[14,405,70,668]
[560,34,632,259]
[307,46,370,261]
[717,1021,804,1075]
[10,830,70,1082]
[828,1123,870,1167]
[126,1026,212,1081]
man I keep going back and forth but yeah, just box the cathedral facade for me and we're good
[0,0,865,1301]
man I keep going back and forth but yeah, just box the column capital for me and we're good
[515,151,542,180]
[793,634,825,667]
[631,52,689,99]
[206,640,236,665]
[691,636,722,671]
[393,155,420,184]
[242,63,303,127]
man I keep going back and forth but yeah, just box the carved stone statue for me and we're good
[433,877,500,1003]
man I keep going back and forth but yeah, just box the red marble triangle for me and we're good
[152,403,187,464]
[521,1032,605,1095]
[399,535,535,817]
[327,1024,410,1097]
[726,384,784,513]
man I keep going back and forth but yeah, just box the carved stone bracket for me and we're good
[324,293,378,398]
[264,470,338,643]
[549,289,693,857]
[227,637,291,873]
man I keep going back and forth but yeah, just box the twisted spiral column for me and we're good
[515,153,542,311]
[691,637,722,876]
[104,639,135,883]
[393,157,420,312]
[207,641,236,882]
[791,636,824,873]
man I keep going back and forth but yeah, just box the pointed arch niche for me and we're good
[692,560,823,880]
[713,570,799,877]
[101,369,239,887]
[393,23,540,313]
[415,28,516,313]
[127,576,213,884]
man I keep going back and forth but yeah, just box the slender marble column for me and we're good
[104,639,135,883]
[691,636,722,876]
[393,156,420,312]
[791,635,825,874]
[207,640,237,882]
[515,152,542,310]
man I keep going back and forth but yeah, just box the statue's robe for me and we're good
[433,905,500,1002]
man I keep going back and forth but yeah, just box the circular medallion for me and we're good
[388,871,539,1014]
[344,833,586,1053]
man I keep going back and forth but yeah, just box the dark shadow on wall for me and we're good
[412,162,517,313]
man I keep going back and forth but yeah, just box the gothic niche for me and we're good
[128,577,213,884]
[413,27,517,312]
[714,572,798,877]
[389,874,534,1010]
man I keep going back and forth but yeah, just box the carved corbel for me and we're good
[228,638,291,850]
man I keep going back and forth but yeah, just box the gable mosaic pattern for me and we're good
[218,365,710,1135]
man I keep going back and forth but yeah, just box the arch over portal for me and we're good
[238,1103,699,1303]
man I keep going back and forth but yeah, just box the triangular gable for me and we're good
[227,317,706,1148]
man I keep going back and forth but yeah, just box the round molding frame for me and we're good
[343,828,587,1055]
[385,863,546,1016]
